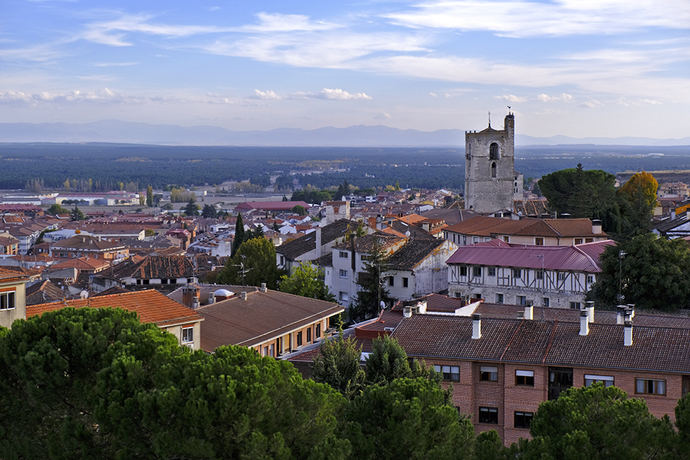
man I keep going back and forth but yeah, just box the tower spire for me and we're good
[488,111,491,128]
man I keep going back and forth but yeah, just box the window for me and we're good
[338,292,349,302]
[587,275,595,284]
[516,370,535,386]
[569,302,581,309]
[339,269,348,278]
[488,267,496,277]
[181,327,193,344]
[496,293,504,304]
[0,291,16,310]
[535,237,544,246]
[574,238,583,245]
[296,331,303,347]
[316,323,321,338]
[517,295,527,306]
[339,251,349,258]
[307,327,312,343]
[557,272,566,281]
[585,238,593,243]
[536,270,544,280]
[434,365,460,382]
[491,162,497,178]
[514,411,533,429]
[280,255,285,265]
[489,142,500,160]
[479,407,498,424]
[459,266,468,276]
[636,378,666,395]
[543,297,550,307]
[585,374,614,387]
[472,266,482,277]
[503,236,510,243]
[402,277,409,288]
[480,366,498,382]
[388,276,394,287]
[513,268,522,278]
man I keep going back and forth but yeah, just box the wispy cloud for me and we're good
[537,93,573,102]
[497,94,527,103]
[318,88,372,100]
[384,0,690,38]
[238,12,339,33]
[252,89,281,100]
[93,61,138,67]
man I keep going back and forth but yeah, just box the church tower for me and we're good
[464,112,520,213]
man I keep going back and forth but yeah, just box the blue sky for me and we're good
[1,0,689,138]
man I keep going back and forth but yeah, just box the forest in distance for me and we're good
[1,142,690,192]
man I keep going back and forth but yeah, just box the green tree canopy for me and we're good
[589,233,690,310]
[279,262,335,301]
[292,205,307,216]
[350,240,392,322]
[47,203,68,215]
[617,171,659,239]
[232,213,245,256]
[520,384,674,459]
[201,204,218,218]
[312,332,365,399]
[0,308,349,459]
[344,377,475,460]
[70,205,85,221]
[146,185,153,207]
[539,164,618,227]
[364,335,439,386]
[218,237,282,289]
[184,199,199,216]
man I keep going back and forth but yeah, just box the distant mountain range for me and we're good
[0,120,688,147]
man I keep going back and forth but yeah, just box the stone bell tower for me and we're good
[464,112,518,213]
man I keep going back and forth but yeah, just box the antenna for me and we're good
[232,255,252,285]
[488,111,491,127]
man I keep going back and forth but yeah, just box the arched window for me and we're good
[489,143,499,160]
[491,162,497,178]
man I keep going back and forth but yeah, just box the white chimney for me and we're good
[627,304,636,319]
[591,219,602,235]
[472,313,481,339]
[240,291,248,301]
[624,320,633,346]
[616,305,626,325]
[315,226,322,259]
[260,282,267,293]
[524,304,533,320]
[416,301,427,314]
[586,300,595,323]
[579,310,589,336]
[403,306,412,318]
[208,292,215,304]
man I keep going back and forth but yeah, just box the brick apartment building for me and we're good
[391,304,690,445]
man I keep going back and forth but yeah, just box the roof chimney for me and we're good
[260,282,267,293]
[616,305,626,325]
[472,313,481,339]
[579,310,589,336]
[403,305,412,318]
[624,320,633,346]
[586,300,595,323]
[524,303,533,320]
[315,226,322,259]
[591,219,602,235]
[240,291,248,300]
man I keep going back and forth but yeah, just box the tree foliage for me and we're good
[70,205,85,221]
[617,171,659,239]
[0,308,349,459]
[292,205,307,216]
[232,213,245,256]
[218,237,282,289]
[519,384,675,459]
[312,332,365,399]
[589,233,690,310]
[364,335,439,386]
[344,377,475,460]
[350,240,392,322]
[539,164,618,224]
[279,262,335,301]
[201,204,218,218]
[145,185,153,207]
[184,199,199,216]
[47,203,68,215]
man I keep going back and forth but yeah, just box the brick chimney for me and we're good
[472,313,481,339]
[182,285,200,309]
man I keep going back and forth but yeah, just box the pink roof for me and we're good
[235,201,309,211]
[446,239,615,273]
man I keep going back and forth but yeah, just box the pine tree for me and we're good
[232,213,245,256]
[351,239,392,322]
[146,185,153,207]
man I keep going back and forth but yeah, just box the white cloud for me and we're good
[384,0,690,38]
[239,12,339,33]
[497,94,527,103]
[93,61,138,67]
[318,88,372,100]
[537,93,573,102]
[252,89,281,100]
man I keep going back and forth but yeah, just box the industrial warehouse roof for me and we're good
[446,240,614,272]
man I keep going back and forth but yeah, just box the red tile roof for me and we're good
[235,201,310,211]
[27,289,202,327]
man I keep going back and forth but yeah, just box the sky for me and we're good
[1,0,689,138]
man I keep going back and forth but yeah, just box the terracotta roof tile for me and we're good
[27,289,202,327]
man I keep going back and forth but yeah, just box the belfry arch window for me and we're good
[489,143,500,160]
[491,162,497,178]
